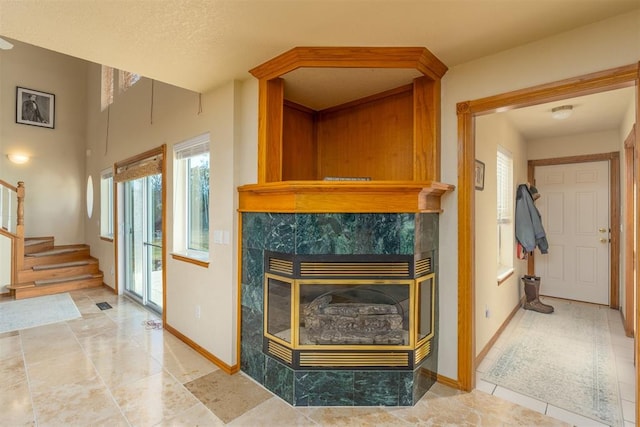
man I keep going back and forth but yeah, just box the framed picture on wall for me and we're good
[16,87,55,129]
[475,160,485,190]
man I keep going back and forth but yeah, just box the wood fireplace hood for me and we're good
[238,46,454,213]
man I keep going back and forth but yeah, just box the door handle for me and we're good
[599,238,609,243]
[598,228,608,233]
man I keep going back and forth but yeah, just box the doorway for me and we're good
[114,145,167,321]
[123,174,163,313]
[456,64,639,412]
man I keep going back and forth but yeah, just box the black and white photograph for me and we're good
[16,87,55,128]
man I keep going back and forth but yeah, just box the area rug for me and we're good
[481,299,623,426]
[0,293,81,334]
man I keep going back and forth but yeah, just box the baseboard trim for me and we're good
[164,323,239,375]
[475,298,522,367]
[437,374,463,390]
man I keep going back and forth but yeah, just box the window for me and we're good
[119,70,140,92]
[100,168,114,239]
[497,146,514,281]
[101,65,114,111]
[173,133,210,261]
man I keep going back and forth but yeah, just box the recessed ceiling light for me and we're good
[551,105,573,120]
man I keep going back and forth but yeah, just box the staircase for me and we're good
[7,236,104,300]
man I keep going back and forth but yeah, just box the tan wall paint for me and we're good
[527,130,620,160]
[0,40,88,245]
[474,113,528,354]
[84,63,255,365]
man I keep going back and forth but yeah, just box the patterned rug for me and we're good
[482,299,623,426]
[0,293,81,334]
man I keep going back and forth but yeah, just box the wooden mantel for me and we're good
[238,181,454,213]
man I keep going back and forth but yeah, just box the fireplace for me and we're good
[240,212,442,406]
[264,251,435,370]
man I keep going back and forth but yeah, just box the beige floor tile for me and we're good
[21,328,83,365]
[27,350,98,391]
[91,345,163,388]
[0,354,27,388]
[31,378,122,426]
[159,402,225,426]
[66,312,118,338]
[184,371,272,424]
[0,331,23,360]
[76,328,142,356]
[153,342,218,383]
[0,380,35,426]
[229,398,316,426]
[300,406,407,426]
[112,371,199,427]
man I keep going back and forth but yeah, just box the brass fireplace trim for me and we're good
[299,351,410,367]
[414,340,432,364]
[300,261,410,277]
[268,340,293,364]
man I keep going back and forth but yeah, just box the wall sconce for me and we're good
[551,105,573,120]
[7,154,30,164]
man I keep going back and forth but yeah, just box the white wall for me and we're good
[439,9,640,379]
[0,40,88,245]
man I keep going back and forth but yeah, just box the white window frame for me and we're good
[497,146,514,282]
[100,168,114,240]
[173,133,210,263]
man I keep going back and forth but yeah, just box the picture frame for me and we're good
[16,87,55,129]
[474,160,485,190]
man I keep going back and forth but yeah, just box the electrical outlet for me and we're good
[195,305,201,319]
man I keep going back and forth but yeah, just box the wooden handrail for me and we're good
[0,180,25,285]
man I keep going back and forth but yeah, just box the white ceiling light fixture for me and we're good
[7,154,30,164]
[0,37,14,50]
[551,105,573,120]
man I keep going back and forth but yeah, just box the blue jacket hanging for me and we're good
[515,184,548,254]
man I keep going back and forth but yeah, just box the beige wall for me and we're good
[0,40,88,245]
[439,9,639,378]
[83,62,255,365]
[474,113,528,355]
[527,130,621,160]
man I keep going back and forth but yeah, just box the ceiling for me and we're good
[0,1,637,138]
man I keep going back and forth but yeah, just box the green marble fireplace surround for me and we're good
[240,212,440,406]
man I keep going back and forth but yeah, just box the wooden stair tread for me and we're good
[26,248,82,257]
[24,238,54,246]
[34,274,97,285]
[32,260,95,271]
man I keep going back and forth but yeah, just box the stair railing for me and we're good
[0,180,25,284]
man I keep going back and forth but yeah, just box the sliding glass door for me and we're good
[123,174,163,312]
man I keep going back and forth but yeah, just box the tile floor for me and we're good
[0,286,628,426]
[476,298,636,427]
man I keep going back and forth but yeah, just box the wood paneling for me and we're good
[238,181,454,213]
[258,78,284,183]
[414,77,440,181]
[249,47,448,81]
[282,101,317,180]
[317,88,413,180]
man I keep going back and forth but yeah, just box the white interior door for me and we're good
[534,161,609,304]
